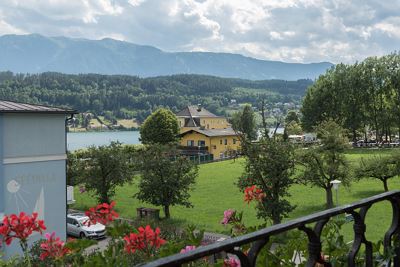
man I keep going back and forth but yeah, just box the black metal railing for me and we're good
[144,190,400,267]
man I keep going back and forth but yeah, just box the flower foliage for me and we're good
[244,185,266,204]
[124,225,166,256]
[84,201,119,226]
[40,232,71,260]
[0,212,46,246]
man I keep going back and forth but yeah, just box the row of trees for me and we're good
[302,53,400,142]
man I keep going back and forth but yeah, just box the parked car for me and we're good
[67,213,106,239]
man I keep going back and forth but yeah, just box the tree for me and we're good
[140,108,180,145]
[69,142,137,203]
[296,120,351,208]
[135,145,198,218]
[237,138,295,224]
[285,110,300,124]
[285,121,303,135]
[355,154,400,191]
[231,104,257,141]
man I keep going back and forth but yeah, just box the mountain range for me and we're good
[0,34,333,80]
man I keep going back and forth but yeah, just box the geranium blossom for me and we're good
[84,201,119,226]
[40,232,71,260]
[124,225,166,256]
[0,212,46,248]
[244,185,266,204]
[224,257,241,267]
[221,209,235,225]
[180,245,196,253]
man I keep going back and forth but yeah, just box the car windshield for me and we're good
[78,217,89,225]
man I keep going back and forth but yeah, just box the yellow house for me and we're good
[176,105,230,133]
[176,105,240,159]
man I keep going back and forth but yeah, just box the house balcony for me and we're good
[144,190,400,267]
[177,146,209,155]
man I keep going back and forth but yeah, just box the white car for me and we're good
[67,213,106,239]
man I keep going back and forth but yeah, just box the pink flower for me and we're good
[223,257,241,267]
[221,209,235,225]
[180,245,196,254]
[79,186,86,193]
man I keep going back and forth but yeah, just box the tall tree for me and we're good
[140,108,180,145]
[231,104,257,141]
[135,145,198,218]
[238,138,295,224]
[296,120,351,208]
[69,142,137,203]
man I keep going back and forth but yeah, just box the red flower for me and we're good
[244,185,266,204]
[84,201,119,226]
[124,225,166,256]
[0,212,46,246]
[40,232,71,260]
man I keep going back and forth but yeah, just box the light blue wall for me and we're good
[3,114,65,157]
[0,115,3,213]
[1,113,67,258]
[3,161,66,256]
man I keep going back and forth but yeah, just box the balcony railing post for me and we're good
[299,218,329,267]
[347,205,372,267]
[384,195,400,266]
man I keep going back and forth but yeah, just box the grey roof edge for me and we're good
[0,99,77,114]
[179,128,238,137]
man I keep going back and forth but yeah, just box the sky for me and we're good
[0,0,399,64]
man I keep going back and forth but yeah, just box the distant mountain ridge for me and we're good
[0,34,333,80]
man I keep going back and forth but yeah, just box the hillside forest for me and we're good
[0,72,312,128]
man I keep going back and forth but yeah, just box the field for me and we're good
[71,148,400,242]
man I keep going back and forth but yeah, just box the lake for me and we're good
[67,128,285,151]
[67,131,141,151]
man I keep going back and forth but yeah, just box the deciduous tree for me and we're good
[238,138,295,224]
[140,108,180,145]
[296,120,352,208]
[135,146,198,218]
[355,154,400,192]
[69,142,137,203]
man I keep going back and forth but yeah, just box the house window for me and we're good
[187,140,195,146]
[198,140,206,147]
[224,139,228,145]
[207,124,209,129]
[213,145,217,149]
[220,139,222,145]
[233,139,237,144]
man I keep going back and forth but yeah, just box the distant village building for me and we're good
[0,100,75,258]
[176,105,240,159]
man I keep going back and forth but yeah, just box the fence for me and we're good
[144,190,400,267]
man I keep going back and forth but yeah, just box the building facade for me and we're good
[0,100,75,257]
[176,105,240,158]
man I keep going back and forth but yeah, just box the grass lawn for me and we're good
[71,148,400,242]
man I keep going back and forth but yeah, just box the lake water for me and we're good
[67,131,141,151]
[67,128,285,151]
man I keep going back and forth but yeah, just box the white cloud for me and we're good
[0,0,399,63]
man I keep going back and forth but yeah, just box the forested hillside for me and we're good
[0,72,312,122]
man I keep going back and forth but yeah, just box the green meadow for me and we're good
[71,148,400,242]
